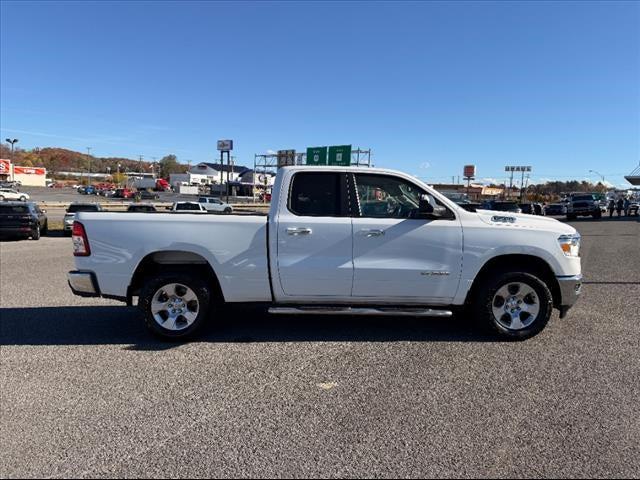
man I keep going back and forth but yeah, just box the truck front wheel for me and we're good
[473,271,553,340]
[139,273,212,339]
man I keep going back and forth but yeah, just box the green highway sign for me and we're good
[328,145,352,166]
[306,147,328,166]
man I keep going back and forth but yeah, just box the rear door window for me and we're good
[288,172,347,217]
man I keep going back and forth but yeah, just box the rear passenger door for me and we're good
[276,172,353,298]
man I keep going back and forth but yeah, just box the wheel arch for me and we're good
[465,254,561,308]
[128,250,224,304]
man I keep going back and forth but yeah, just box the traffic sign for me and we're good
[306,147,328,166]
[328,145,351,166]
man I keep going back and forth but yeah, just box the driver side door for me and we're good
[350,173,463,303]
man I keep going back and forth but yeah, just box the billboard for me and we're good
[217,140,233,151]
[463,165,476,178]
[277,150,296,168]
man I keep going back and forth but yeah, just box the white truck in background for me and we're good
[68,166,583,340]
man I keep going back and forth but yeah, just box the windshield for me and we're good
[572,195,594,201]
[67,204,100,213]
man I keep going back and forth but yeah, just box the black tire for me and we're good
[566,213,576,220]
[138,272,212,340]
[31,223,41,240]
[41,221,48,236]
[65,230,72,237]
[472,270,553,340]
[19,196,26,202]
[224,207,232,214]
[592,211,601,219]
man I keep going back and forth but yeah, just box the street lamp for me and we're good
[589,169,605,184]
[5,139,18,181]
[86,147,92,185]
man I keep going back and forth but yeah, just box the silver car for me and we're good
[197,197,233,214]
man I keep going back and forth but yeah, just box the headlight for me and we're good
[558,233,581,257]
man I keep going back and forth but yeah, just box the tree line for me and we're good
[0,145,186,179]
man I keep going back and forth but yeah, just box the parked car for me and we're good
[0,202,48,240]
[545,203,568,216]
[82,185,97,195]
[566,193,602,220]
[480,200,522,214]
[69,166,582,341]
[113,188,134,199]
[170,201,208,213]
[136,190,160,200]
[628,200,639,216]
[0,188,29,202]
[127,204,157,213]
[197,196,233,213]
[64,203,103,235]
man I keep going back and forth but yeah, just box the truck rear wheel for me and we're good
[473,271,553,340]
[139,273,212,339]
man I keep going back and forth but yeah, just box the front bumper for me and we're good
[68,270,100,297]
[556,274,583,318]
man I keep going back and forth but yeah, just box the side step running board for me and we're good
[268,306,453,318]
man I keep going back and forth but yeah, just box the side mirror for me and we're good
[419,195,447,219]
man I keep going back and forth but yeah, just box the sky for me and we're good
[1,0,639,187]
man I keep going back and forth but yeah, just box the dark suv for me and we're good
[0,202,48,240]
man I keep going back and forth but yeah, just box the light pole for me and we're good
[5,138,18,181]
[86,147,92,185]
[117,163,121,186]
[589,169,605,184]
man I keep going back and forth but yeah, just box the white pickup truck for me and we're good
[68,166,582,340]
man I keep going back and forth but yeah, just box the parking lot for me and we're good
[1,216,639,478]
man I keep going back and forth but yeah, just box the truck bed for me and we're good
[75,211,272,302]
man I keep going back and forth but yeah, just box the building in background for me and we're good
[170,162,251,188]
[0,159,47,186]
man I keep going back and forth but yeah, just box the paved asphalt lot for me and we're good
[1,217,639,478]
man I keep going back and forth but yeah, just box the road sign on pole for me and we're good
[328,145,352,166]
[277,150,296,168]
[306,147,328,166]
[217,140,233,151]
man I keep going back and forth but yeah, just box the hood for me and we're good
[475,209,576,235]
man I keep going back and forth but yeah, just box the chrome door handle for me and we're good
[286,227,313,236]
[362,229,385,237]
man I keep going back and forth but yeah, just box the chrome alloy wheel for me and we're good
[491,282,540,331]
[150,283,200,331]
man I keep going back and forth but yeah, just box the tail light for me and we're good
[72,221,91,256]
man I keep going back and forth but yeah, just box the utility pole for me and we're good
[86,147,92,185]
